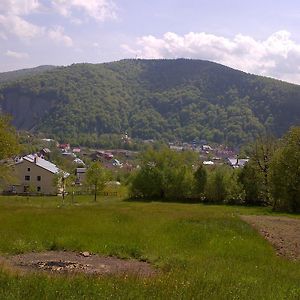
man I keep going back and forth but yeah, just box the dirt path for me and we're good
[0,251,157,277]
[241,215,300,260]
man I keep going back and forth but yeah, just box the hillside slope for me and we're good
[0,59,300,146]
[0,66,57,84]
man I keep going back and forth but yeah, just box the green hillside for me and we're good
[0,65,57,84]
[0,59,300,146]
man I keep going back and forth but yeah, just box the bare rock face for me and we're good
[0,91,57,130]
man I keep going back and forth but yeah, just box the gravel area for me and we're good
[0,251,157,277]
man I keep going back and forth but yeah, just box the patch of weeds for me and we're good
[109,245,143,260]
[12,239,31,254]
[48,240,65,251]
[160,256,189,272]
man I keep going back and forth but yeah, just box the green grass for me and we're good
[0,195,299,299]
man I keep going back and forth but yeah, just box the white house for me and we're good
[228,157,249,168]
[4,154,69,195]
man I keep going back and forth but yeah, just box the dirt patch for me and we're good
[241,215,300,260]
[0,251,157,277]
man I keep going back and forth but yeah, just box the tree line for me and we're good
[129,127,300,213]
[0,113,299,212]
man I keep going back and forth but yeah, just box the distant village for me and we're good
[2,134,248,196]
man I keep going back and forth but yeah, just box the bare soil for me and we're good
[0,251,157,277]
[241,215,300,260]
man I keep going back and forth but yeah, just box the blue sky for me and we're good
[1,0,300,83]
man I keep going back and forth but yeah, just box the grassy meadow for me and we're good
[0,195,299,299]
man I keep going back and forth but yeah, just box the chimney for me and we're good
[34,156,38,164]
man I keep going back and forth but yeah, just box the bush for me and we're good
[270,127,300,212]
[238,162,265,205]
[205,167,228,203]
[129,147,196,200]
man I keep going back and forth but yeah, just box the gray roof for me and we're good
[41,148,51,153]
[76,167,86,173]
[228,158,249,168]
[18,155,69,177]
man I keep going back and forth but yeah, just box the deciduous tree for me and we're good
[194,165,207,196]
[248,135,277,204]
[270,127,300,212]
[85,162,107,201]
[0,115,20,188]
[130,147,196,200]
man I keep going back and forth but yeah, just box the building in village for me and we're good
[4,154,69,195]
[75,167,86,185]
[227,157,249,168]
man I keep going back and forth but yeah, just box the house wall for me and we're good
[11,160,57,195]
[76,172,86,184]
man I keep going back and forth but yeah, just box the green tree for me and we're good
[205,167,228,203]
[0,115,20,160]
[225,170,245,205]
[85,162,107,201]
[238,161,264,205]
[270,127,300,212]
[249,136,277,204]
[194,165,207,196]
[65,174,77,204]
[53,171,69,205]
[0,115,20,189]
[130,147,196,200]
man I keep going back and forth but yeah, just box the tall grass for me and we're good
[0,195,299,299]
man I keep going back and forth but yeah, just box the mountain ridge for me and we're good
[0,59,299,146]
[0,65,57,84]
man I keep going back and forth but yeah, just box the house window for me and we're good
[27,168,30,172]
[25,175,30,181]
[24,186,29,193]
[37,176,41,181]
[37,186,41,192]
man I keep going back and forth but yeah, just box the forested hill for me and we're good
[0,59,300,146]
[0,65,57,84]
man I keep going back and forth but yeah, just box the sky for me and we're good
[1,0,300,84]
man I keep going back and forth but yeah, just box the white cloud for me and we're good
[0,14,44,39]
[122,31,300,84]
[51,0,118,22]
[5,50,29,59]
[0,0,40,16]
[0,0,44,40]
[48,26,73,47]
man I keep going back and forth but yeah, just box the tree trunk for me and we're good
[94,183,97,202]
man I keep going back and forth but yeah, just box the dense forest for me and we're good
[0,59,300,147]
[0,65,56,83]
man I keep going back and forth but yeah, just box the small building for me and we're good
[91,151,114,161]
[4,154,69,195]
[72,148,81,153]
[112,159,122,167]
[228,157,249,168]
[202,145,213,151]
[73,158,85,165]
[75,167,87,185]
[39,148,51,159]
[58,143,70,151]
[170,145,184,151]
